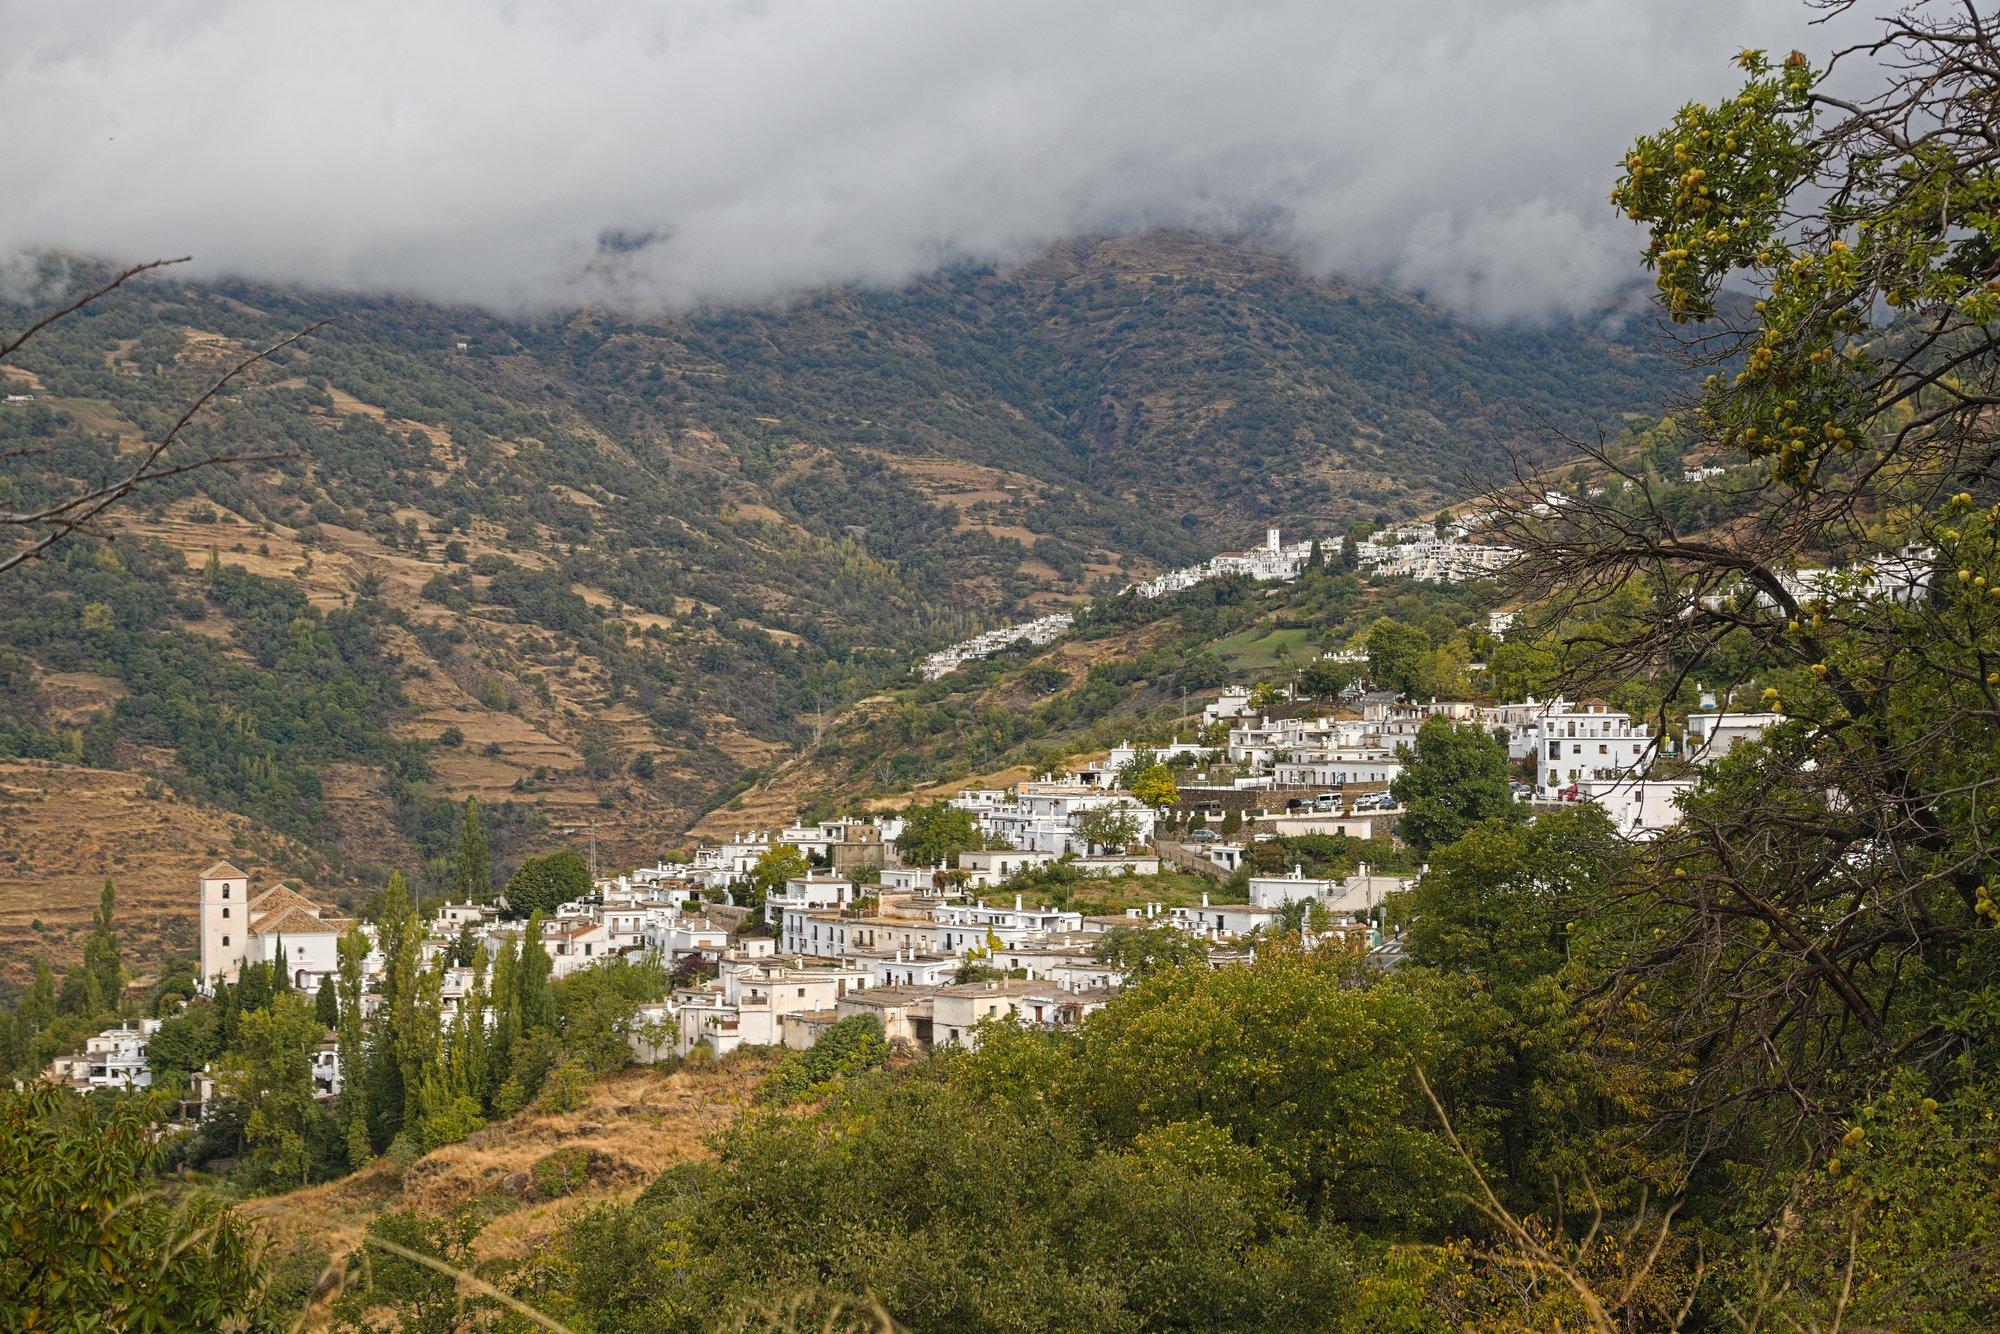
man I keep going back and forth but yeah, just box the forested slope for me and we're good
[0,232,1687,905]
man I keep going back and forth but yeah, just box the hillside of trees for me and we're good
[0,233,1687,890]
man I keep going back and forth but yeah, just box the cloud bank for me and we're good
[0,0,1860,322]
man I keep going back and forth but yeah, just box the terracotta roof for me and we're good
[249,905,341,937]
[248,883,313,911]
[200,861,247,880]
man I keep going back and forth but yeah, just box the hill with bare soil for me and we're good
[241,1054,776,1328]
[0,231,1689,934]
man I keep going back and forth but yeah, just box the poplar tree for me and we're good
[82,879,120,1012]
[485,938,521,1111]
[335,927,372,1165]
[517,912,554,1033]
[367,873,417,1141]
[452,798,491,903]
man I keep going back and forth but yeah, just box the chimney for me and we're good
[1201,890,1210,907]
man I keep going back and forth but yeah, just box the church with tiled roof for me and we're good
[198,864,354,994]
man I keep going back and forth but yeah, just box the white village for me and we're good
[45,663,1796,1104]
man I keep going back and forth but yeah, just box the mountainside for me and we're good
[0,232,1691,932]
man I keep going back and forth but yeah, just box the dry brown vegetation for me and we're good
[0,759,316,987]
[243,1054,778,1327]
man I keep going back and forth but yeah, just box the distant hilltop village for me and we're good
[921,522,1519,680]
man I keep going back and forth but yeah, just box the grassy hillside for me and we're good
[0,232,1690,909]
[693,566,1503,835]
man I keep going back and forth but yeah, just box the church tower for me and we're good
[198,862,250,992]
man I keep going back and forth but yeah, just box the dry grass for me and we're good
[244,1054,778,1325]
[0,760,315,987]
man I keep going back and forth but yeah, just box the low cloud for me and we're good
[1,0,1866,322]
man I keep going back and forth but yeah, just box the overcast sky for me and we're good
[0,0,1865,322]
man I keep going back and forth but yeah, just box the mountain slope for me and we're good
[0,232,1690,898]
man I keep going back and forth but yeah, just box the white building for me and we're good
[765,870,856,926]
[1532,706,1659,800]
[53,1019,163,1091]
[1170,900,1281,939]
[1578,777,1697,838]
[958,849,1058,888]
[1685,711,1784,763]
[198,864,354,994]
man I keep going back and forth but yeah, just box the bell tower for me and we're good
[198,862,250,992]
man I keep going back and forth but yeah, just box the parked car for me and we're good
[1189,828,1220,843]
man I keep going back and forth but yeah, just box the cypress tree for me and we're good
[314,973,338,1029]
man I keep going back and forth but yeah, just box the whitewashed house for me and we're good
[1533,706,1660,800]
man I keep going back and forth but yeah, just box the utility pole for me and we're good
[561,820,600,884]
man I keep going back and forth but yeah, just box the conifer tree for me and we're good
[314,973,338,1029]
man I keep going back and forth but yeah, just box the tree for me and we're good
[1403,806,1626,997]
[1365,618,1432,696]
[1391,717,1520,854]
[1117,752,1179,810]
[1463,14,2000,1319]
[517,912,555,1035]
[1485,639,1559,703]
[1075,952,1478,1229]
[335,927,372,1165]
[146,1003,220,1089]
[1091,924,1210,981]
[82,878,121,1012]
[314,972,339,1028]
[736,842,809,919]
[1299,656,1362,699]
[452,797,492,902]
[504,850,591,919]
[0,1083,266,1326]
[0,258,318,578]
[221,990,331,1189]
[765,1013,890,1103]
[1075,807,1142,855]
[893,802,983,868]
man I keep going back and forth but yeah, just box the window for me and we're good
[222,884,231,899]
[221,935,230,947]
[221,906,229,919]
[797,987,806,997]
